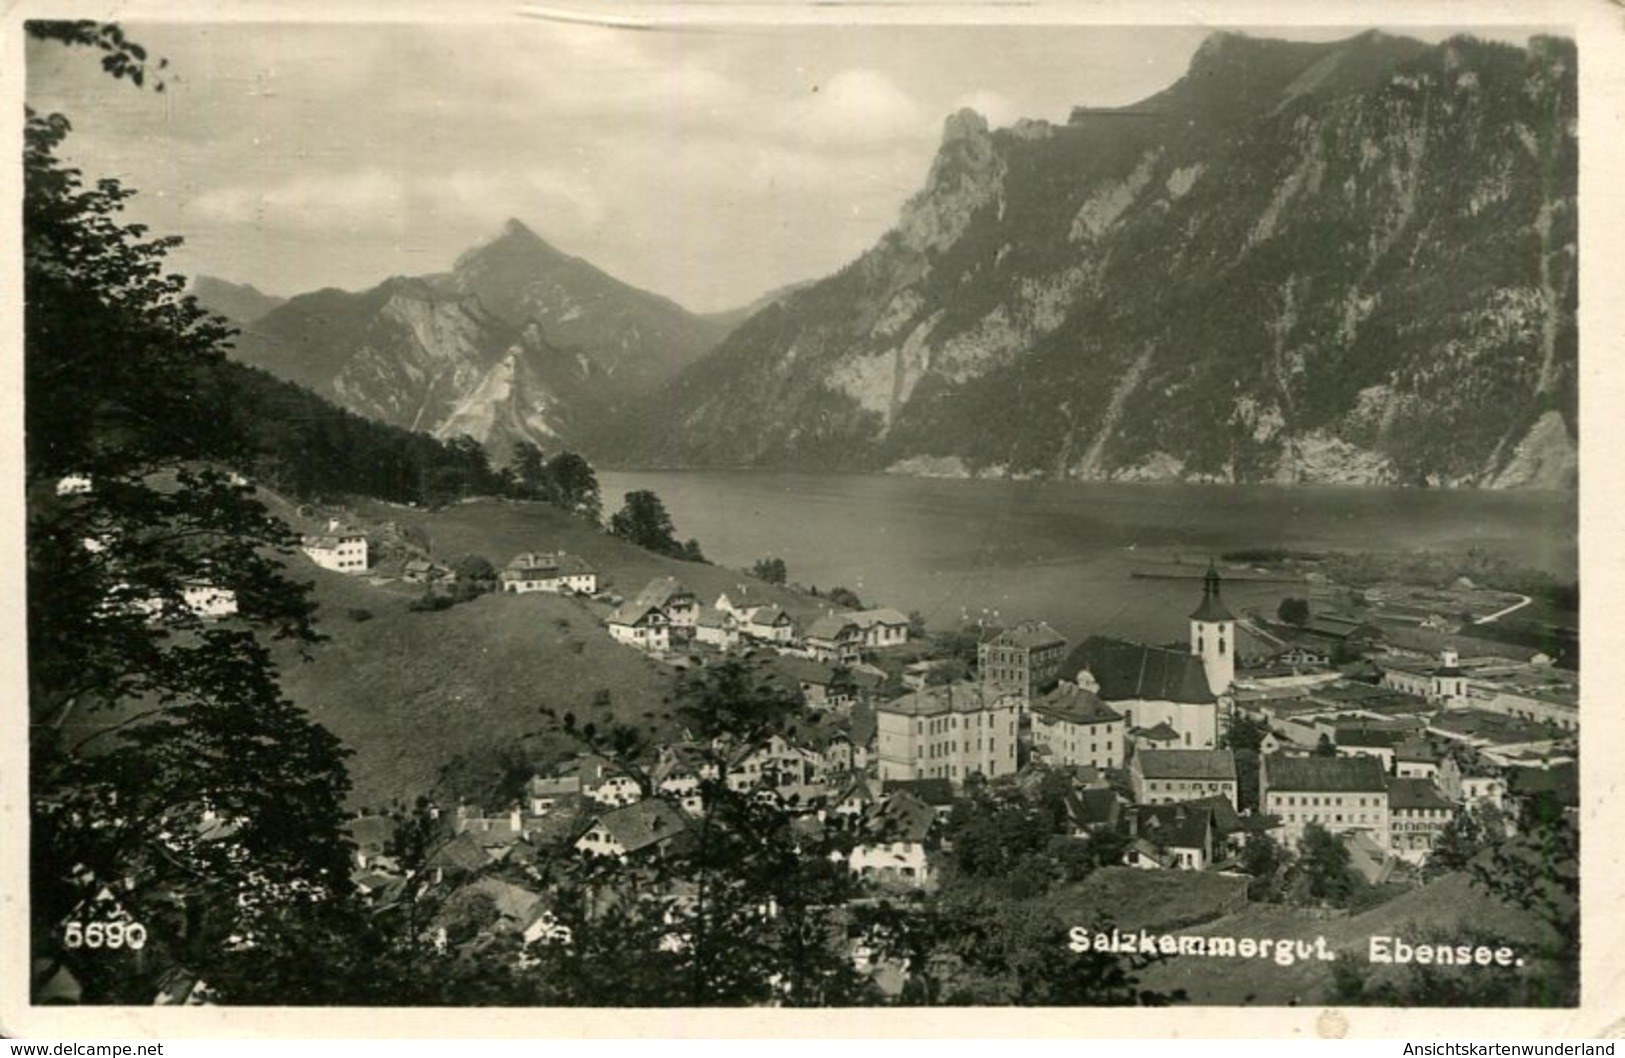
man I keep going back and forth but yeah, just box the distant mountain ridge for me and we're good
[601,30,1577,489]
[190,275,286,326]
[222,220,728,456]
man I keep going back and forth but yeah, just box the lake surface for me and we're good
[599,471,1577,645]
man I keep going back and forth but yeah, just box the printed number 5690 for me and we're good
[63,921,147,950]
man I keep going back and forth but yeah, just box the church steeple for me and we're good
[1189,562,1235,695]
[1189,562,1235,622]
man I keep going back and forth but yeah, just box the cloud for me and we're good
[777,67,927,147]
[190,169,409,232]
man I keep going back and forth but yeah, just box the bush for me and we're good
[346,608,374,622]
[408,592,455,613]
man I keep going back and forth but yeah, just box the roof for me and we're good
[1032,684,1123,726]
[984,619,1067,651]
[461,878,545,923]
[1394,738,1439,763]
[1263,754,1387,794]
[619,576,693,620]
[872,791,936,843]
[505,552,559,572]
[1188,564,1236,622]
[807,614,861,641]
[881,778,955,807]
[848,608,910,629]
[1067,788,1121,828]
[879,681,1015,717]
[1065,637,1216,704]
[1129,803,1213,850]
[1135,749,1236,782]
[553,553,595,575]
[1133,722,1182,743]
[590,799,688,854]
[426,832,492,873]
[607,600,667,626]
[526,774,582,798]
[343,815,398,851]
[1335,728,1407,749]
[695,605,737,630]
[1183,794,1245,836]
[1387,778,1453,812]
[745,604,791,626]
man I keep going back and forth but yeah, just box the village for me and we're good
[290,513,1581,998]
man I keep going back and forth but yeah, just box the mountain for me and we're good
[701,278,819,334]
[225,222,727,456]
[434,218,729,393]
[607,31,1577,488]
[190,275,286,325]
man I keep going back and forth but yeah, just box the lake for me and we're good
[598,471,1577,645]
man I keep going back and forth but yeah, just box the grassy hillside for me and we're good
[1128,872,1562,1006]
[263,494,840,809]
[345,496,837,627]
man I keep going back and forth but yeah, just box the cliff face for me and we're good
[610,31,1577,488]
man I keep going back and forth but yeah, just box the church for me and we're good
[1058,564,1235,751]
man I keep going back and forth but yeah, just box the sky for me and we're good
[24,18,1563,313]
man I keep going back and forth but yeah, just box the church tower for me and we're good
[1189,562,1236,695]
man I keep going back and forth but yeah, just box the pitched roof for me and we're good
[881,778,955,807]
[1135,749,1237,782]
[462,878,545,923]
[426,832,492,872]
[1133,721,1182,743]
[695,605,737,629]
[872,791,936,843]
[591,799,688,854]
[1182,794,1245,836]
[848,608,910,629]
[1067,788,1121,828]
[554,553,595,575]
[986,619,1066,651]
[607,599,667,626]
[745,604,791,626]
[1395,738,1439,763]
[879,681,1014,717]
[1335,728,1407,749]
[1188,565,1236,622]
[1032,684,1122,726]
[807,614,861,641]
[505,552,559,572]
[343,815,399,851]
[1065,637,1216,704]
[1263,754,1387,793]
[1387,778,1453,812]
[1129,803,1214,850]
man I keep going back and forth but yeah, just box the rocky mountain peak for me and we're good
[941,107,990,144]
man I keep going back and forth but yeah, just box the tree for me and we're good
[751,557,788,585]
[1240,831,1292,902]
[1291,823,1354,906]
[1314,733,1338,757]
[451,553,496,585]
[827,586,864,610]
[26,25,353,1003]
[509,440,547,499]
[907,610,929,639]
[546,451,601,524]
[608,489,704,561]
[1277,597,1311,625]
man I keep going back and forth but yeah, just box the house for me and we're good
[1029,683,1124,770]
[1436,756,1506,809]
[639,576,698,635]
[978,619,1068,701]
[1378,649,1470,706]
[607,598,670,653]
[1387,778,1455,860]
[1062,636,1219,750]
[1334,728,1406,771]
[875,681,1020,785]
[727,733,828,801]
[742,604,796,644]
[847,608,911,649]
[1129,721,1184,754]
[402,558,450,584]
[451,877,546,934]
[499,552,560,593]
[575,798,688,858]
[846,791,937,888]
[1065,788,1123,837]
[693,606,742,651]
[301,520,368,573]
[832,777,880,825]
[1124,803,1216,870]
[902,658,961,690]
[525,774,582,817]
[880,778,957,823]
[715,586,768,619]
[774,656,885,713]
[425,832,493,883]
[552,553,598,595]
[1259,754,1391,849]
[568,754,643,807]
[805,614,864,665]
[1131,749,1238,809]
[342,814,400,870]
[1184,794,1249,855]
[1394,739,1441,780]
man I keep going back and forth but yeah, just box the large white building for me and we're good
[1260,753,1390,849]
[876,682,1020,785]
[1029,683,1124,770]
[301,521,368,573]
